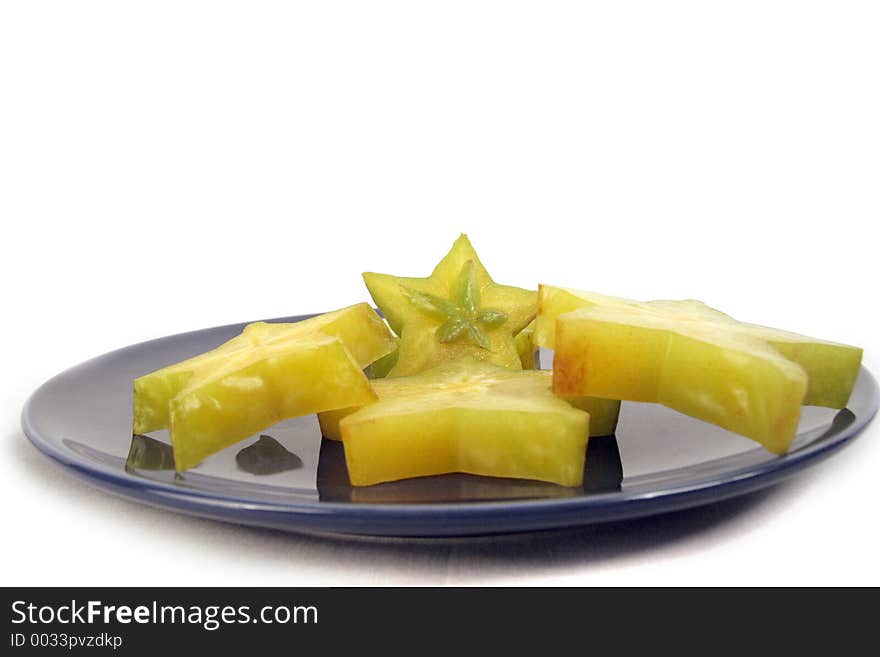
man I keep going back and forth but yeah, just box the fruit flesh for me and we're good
[363,234,536,377]
[134,303,395,435]
[549,288,862,453]
[515,320,538,369]
[337,359,590,487]
[538,285,862,409]
[734,323,863,408]
[133,304,396,471]
[318,365,620,440]
[563,395,621,437]
[317,441,583,503]
[365,324,399,379]
[169,336,378,471]
[517,314,622,435]
[327,317,622,436]
[535,285,629,349]
[367,343,399,379]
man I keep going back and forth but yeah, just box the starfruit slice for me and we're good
[534,285,630,350]
[323,317,619,439]
[317,440,583,502]
[544,285,862,453]
[333,359,590,487]
[526,304,623,435]
[365,320,399,379]
[318,378,620,441]
[367,343,399,379]
[563,395,621,438]
[133,303,396,471]
[362,234,536,377]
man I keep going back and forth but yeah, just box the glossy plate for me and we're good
[22,314,878,537]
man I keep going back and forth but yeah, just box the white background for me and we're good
[2,1,878,585]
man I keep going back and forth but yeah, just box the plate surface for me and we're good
[22,314,878,537]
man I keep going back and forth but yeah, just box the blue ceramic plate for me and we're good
[22,314,878,537]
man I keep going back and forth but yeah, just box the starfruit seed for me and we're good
[402,287,458,319]
[466,324,491,350]
[477,308,508,328]
[402,262,510,352]
[453,260,480,315]
[437,318,470,343]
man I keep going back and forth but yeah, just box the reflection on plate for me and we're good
[236,436,303,476]
[126,434,175,472]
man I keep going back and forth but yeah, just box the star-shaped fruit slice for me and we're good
[133,303,396,471]
[510,318,622,436]
[318,368,620,442]
[362,234,536,377]
[539,285,862,453]
[318,322,560,440]
[327,358,591,487]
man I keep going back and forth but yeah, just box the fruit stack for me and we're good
[133,235,862,487]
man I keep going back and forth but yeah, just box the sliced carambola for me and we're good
[367,344,399,379]
[132,303,397,471]
[362,234,537,377]
[530,287,624,435]
[550,289,862,453]
[515,320,538,369]
[318,387,619,441]
[538,285,862,409]
[730,320,863,409]
[534,285,632,350]
[365,321,399,379]
[337,359,590,487]
[563,395,620,437]
[317,405,356,441]
[169,336,376,472]
[134,303,395,435]
[321,317,618,440]
[317,375,436,441]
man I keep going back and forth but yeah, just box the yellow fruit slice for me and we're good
[362,234,536,377]
[317,406,355,442]
[318,385,620,442]
[364,319,399,379]
[317,440,582,503]
[515,320,538,369]
[563,395,621,437]
[509,317,620,435]
[335,359,590,487]
[538,285,862,409]
[133,303,396,471]
[546,286,862,453]
[534,285,630,350]
[533,286,624,434]
[320,318,620,440]
[367,343,399,379]
[368,317,536,376]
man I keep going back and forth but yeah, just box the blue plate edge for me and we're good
[20,366,879,537]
